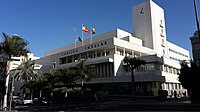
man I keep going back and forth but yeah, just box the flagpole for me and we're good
[75,34,77,48]
[82,24,84,46]
[90,28,92,44]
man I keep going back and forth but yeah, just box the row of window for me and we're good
[163,65,180,75]
[59,51,110,65]
[169,48,189,58]
[124,63,180,75]
[117,51,141,57]
[170,56,182,62]
[61,41,108,56]
[163,83,182,90]
[124,63,161,72]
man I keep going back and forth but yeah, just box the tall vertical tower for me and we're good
[132,0,168,57]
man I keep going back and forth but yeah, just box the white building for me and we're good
[39,0,190,97]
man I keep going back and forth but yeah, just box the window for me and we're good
[163,49,165,55]
[160,20,164,28]
[89,54,93,58]
[171,83,174,90]
[175,83,178,89]
[120,51,123,56]
[13,59,20,61]
[67,57,72,63]
[59,57,66,64]
[106,51,110,55]
[102,52,105,56]
[164,65,168,72]
[97,52,101,57]
[169,67,172,73]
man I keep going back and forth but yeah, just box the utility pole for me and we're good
[194,0,200,41]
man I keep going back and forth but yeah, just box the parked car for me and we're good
[24,99,33,105]
[12,96,24,105]
[33,97,48,105]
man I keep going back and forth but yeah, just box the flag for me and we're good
[82,25,90,34]
[91,27,95,34]
[78,36,84,43]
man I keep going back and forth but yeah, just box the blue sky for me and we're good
[0,0,199,57]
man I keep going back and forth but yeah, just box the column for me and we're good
[106,63,109,77]
[104,63,107,77]
[99,64,102,77]
[110,63,114,76]
[95,50,97,58]
[123,48,125,56]
[114,46,117,54]
[132,51,134,57]
[96,64,99,77]
[102,63,105,77]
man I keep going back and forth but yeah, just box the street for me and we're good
[13,96,200,111]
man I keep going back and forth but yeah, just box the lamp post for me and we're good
[3,61,11,111]
[9,76,14,111]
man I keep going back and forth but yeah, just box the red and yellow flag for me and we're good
[82,25,90,34]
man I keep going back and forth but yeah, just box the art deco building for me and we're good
[38,0,190,97]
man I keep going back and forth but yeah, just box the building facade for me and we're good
[39,0,190,97]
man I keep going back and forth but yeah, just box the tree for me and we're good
[45,70,59,99]
[34,75,48,98]
[124,56,146,97]
[12,58,41,98]
[179,60,200,103]
[25,75,47,100]
[76,60,95,91]
[54,68,78,98]
[0,33,29,110]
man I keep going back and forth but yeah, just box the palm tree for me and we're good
[26,75,47,100]
[25,80,35,100]
[76,60,95,92]
[35,75,48,98]
[124,56,146,97]
[0,33,29,110]
[12,58,41,98]
[45,70,59,99]
[55,68,78,98]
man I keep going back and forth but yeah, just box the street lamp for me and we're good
[9,76,14,111]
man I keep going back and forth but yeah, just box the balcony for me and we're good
[58,55,114,68]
